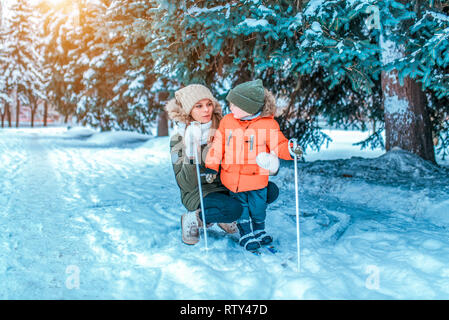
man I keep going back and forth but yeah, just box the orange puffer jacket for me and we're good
[205,109,292,193]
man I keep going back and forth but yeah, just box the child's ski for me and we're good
[265,245,278,254]
[242,248,262,258]
[250,250,262,256]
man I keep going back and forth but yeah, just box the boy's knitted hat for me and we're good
[226,79,265,115]
[175,84,215,116]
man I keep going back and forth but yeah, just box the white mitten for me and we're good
[256,151,280,176]
[184,122,202,158]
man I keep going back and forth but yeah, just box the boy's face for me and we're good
[230,103,252,119]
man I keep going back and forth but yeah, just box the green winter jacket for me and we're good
[169,133,227,212]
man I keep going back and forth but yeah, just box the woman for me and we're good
[165,84,279,245]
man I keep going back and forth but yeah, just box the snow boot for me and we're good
[253,230,273,246]
[237,222,260,251]
[239,234,261,251]
[217,221,238,234]
[181,210,202,245]
[252,221,273,245]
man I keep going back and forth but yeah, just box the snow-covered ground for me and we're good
[1,126,448,299]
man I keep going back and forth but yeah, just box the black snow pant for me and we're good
[198,181,279,225]
[200,191,243,224]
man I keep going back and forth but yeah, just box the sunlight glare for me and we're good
[47,0,65,5]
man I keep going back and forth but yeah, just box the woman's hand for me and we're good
[204,168,218,184]
[256,151,280,176]
[184,122,202,158]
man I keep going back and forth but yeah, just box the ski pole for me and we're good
[191,121,208,251]
[288,138,300,272]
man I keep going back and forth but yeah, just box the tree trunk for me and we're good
[6,103,11,127]
[382,71,435,162]
[1,100,6,128]
[15,93,20,128]
[43,100,48,127]
[157,109,169,137]
[31,107,35,128]
[380,19,435,162]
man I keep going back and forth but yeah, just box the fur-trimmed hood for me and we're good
[260,89,277,118]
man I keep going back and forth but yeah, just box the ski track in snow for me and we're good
[1,127,449,299]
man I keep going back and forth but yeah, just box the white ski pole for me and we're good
[191,121,208,251]
[288,138,300,272]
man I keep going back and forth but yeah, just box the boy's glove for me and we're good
[256,151,280,176]
[288,139,303,158]
[204,168,218,184]
[292,145,303,157]
[184,122,202,158]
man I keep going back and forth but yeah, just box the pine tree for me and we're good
[277,0,446,160]
[4,0,444,159]
[1,0,44,127]
[105,0,172,134]
[0,16,12,127]
[47,9,80,124]
[148,0,382,150]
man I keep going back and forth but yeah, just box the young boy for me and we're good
[205,79,303,251]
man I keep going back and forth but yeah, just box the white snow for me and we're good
[83,68,96,81]
[290,12,303,30]
[427,10,449,23]
[310,21,323,34]
[304,0,325,17]
[85,131,151,146]
[303,129,383,161]
[384,95,411,115]
[0,127,449,299]
[187,4,229,16]
[380,33,404,66]
[238,18,269,28]
[63,126,97,138]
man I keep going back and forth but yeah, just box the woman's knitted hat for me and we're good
[226,79,265,115]
[175,84,215,116]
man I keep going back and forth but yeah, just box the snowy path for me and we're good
[0,129,179,298]
[1,127,449,299]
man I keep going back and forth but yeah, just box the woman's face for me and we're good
[190,99,214,123]
[229,103,251,119]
